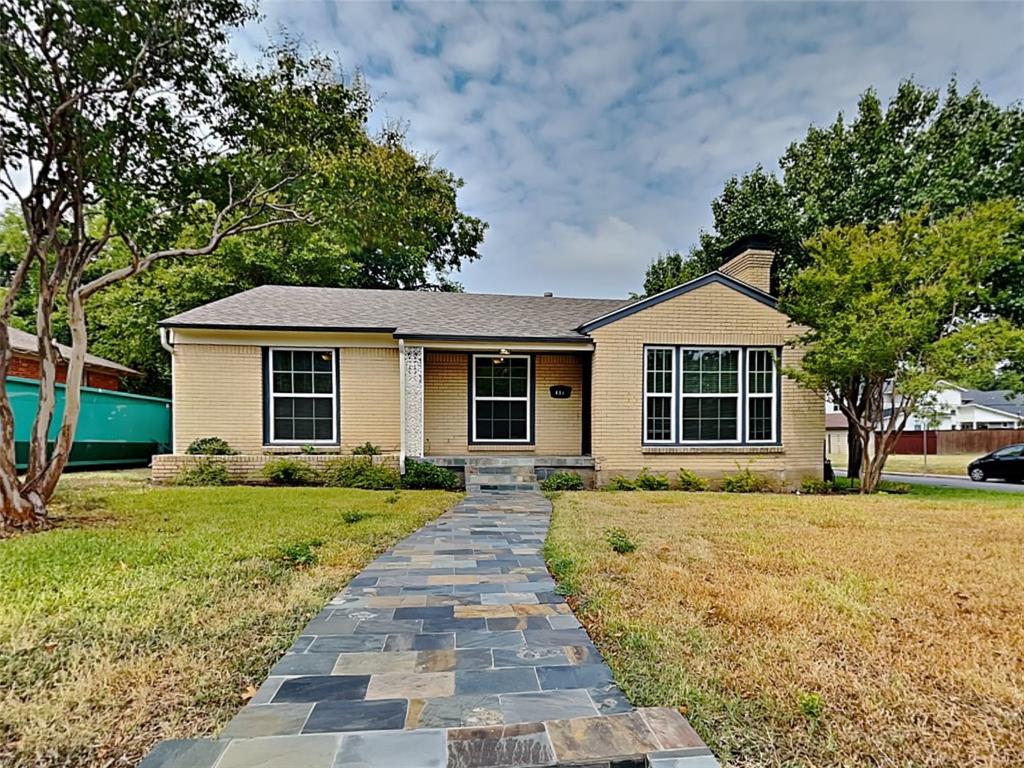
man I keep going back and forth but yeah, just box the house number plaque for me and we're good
[549,385,572,399]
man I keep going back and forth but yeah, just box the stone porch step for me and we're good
[466,483,541,492]
[140,707,716,767]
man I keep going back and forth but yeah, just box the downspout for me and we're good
[398,339,406,475]
[159,327,174,355]
[159,327,176,453]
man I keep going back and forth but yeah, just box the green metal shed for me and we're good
[8,376,171,469]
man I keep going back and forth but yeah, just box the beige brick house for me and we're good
[157,239,823,487]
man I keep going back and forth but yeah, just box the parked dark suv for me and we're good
[968,444,1024,482]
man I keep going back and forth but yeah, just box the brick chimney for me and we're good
[717,235,775,294]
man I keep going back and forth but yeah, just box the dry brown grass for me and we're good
[546,489,1024,768]
[880,453,984,476]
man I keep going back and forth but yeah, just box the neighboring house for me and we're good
[5,326,137,390]
[825,382,1024,459]
[885,381,1023,430]
[825,413,849,456]
[957,388,1024,429]
[157,240,824,487]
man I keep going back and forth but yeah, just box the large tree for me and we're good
[1,130,486,395]
[0,0,483,527]
[782,200,1024,493]
[645,79,1024,476]
[646,80,1024,295]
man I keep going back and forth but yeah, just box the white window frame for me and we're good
[268,347,338,445]
[471,354,531,443]
[643,346,676,444]
[745,348,777,443]
[679,347,742,445]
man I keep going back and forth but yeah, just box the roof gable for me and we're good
[577,272,778,333]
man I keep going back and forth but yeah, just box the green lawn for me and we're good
[546,486,1024,767]
[0,472,458,768]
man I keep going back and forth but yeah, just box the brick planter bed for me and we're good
[151,453,399,485]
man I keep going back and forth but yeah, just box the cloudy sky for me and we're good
[236,1,1024,299]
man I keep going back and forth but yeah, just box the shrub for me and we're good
[800,478,835,495]
[676,468,710,491]
[798,691,825,722]
[634,467,670,490]
[262,458,321,486]
[322,458,400,490]
[402,458,460,490]
[722,468,775,493]
[176,457,230,486]
[352,441,381,456]
[185,436,235,455]
[300,444,318,455]
[275,539,324,568]
[603,475,636,491]
[540,471,585,491]
[605,527,637,554]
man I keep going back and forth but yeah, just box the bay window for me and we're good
[268,348,337,443]
[472,355,531,442]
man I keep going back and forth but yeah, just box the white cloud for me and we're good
[240,0,1024,298]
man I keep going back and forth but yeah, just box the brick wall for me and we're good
[341,347,401,453]
[422,351,584,456]
[173,343,264,453]
[151,452,399,485]
[8,354,121,390]
[172,342,403,455]
[589,281,823,488]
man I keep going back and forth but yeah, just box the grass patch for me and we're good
[832,452,984,476]
[547,490,1024,767]
[0,471,457,768]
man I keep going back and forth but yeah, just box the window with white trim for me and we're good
[472,355,530,442]
[644,347,675,442]
[680,349,740,442]
[746,349,776,442]
[269,348,337,443]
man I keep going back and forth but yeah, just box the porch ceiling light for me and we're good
[492,348,512,365]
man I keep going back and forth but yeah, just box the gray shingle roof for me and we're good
[160,285,633,341]
[962,389,1024,417]
[7,326,138,376]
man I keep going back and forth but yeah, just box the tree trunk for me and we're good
[854,426,883,493]
[846,428,862,479]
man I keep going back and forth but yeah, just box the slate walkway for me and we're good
[142,490,718,768]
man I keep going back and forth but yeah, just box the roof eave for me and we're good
[159,321,399,334]
[393,333,592,344]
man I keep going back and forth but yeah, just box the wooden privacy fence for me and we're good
[937,428,1024,454]
[885,428,1024,455]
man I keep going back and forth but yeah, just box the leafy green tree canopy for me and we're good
[781,199,1024,493]
[644,79,1024,307]
[0,0,484,526]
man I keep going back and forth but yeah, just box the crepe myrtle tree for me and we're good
[781,200,1024,493]
[0,0,378,527]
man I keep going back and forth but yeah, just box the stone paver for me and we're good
[140,489,718,768]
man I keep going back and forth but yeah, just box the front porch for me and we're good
[399,345,593,468]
